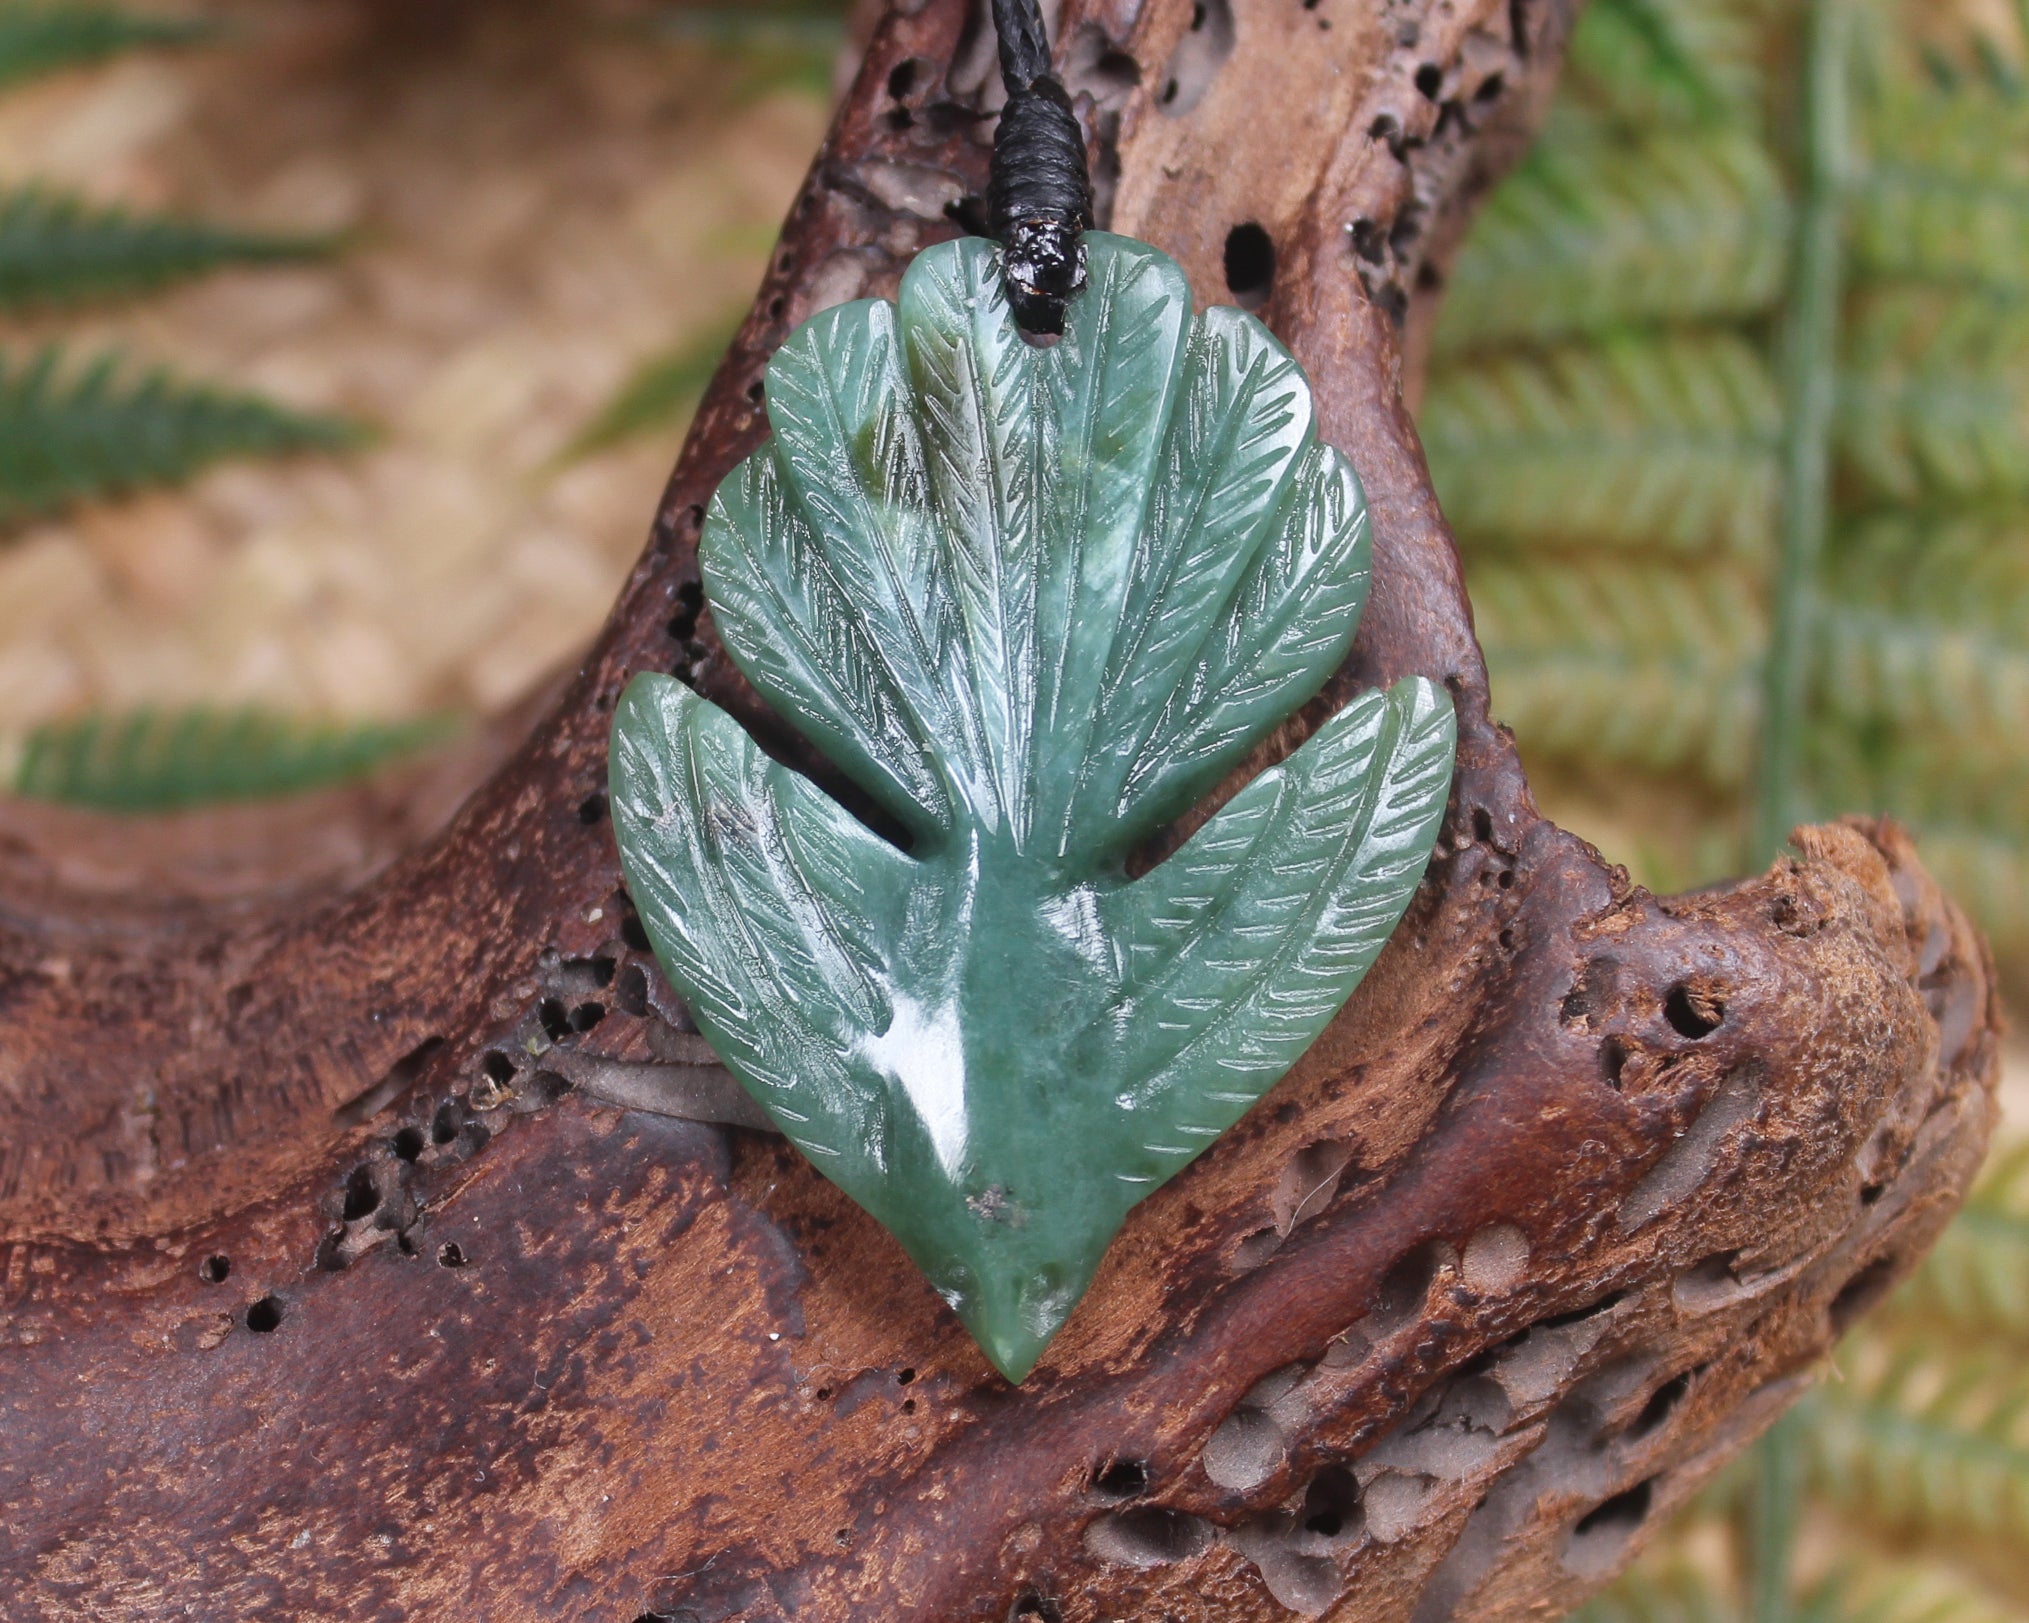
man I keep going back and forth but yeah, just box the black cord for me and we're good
[986,0,1091,334]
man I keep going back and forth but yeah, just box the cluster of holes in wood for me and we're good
[1549,922,1757,1242]
[646,1212,1891,1623]
[1065,870,1914,1614]
[1071,1244,1905,1609]
[879,51,999,141]
[666,565,709,688]
[799,1361,930,1434]
[1067,1271,1711,1616]
[1565,964,1727,1098]
[277,889,679,1310]
[194,1251,282,1334]
[1463,804,1523,953]
[1351,3,1529,323]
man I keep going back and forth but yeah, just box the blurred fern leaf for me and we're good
[1433,0,2029,1614]
[1815,604,2029,758]
[1887,1143,2029,1349]
[13,708,453,811]
[0,6,364,533]
[1557,0,1768,129]
[0,188,332,311]
[1837,292,2029,506]
[1435,129,1792,354]
[1420,333,1780,559]
[1472,560,1761,787]
[1806,1341,2029,1561]
[1856,83,2029,298]
[563,312,740,461]
[1428,0,2029,993]
[0,2,205,91]
[0,348,361,525]
[647,3,843,101]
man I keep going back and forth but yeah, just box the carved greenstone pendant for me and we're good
[609,231,1455,1381]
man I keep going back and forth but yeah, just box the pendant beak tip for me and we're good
[963,1293,1062,1384]
[980,1330,1047,1385]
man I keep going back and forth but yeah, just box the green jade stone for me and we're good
[609,232,1455,1381]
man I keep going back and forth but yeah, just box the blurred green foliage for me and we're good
[0,187,333,311]
[571,3,851,464]
[0,347,359,526]
[1424,0,2029,986]
[0,5,399,811]
[0,2,360,535]
[0,0,204,89]
[1430,2,2029,1618]
[12,707,453,811]
[2,0,854,812]
[561,309,745,464]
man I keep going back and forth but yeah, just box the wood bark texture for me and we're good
[0,2,2003,1620]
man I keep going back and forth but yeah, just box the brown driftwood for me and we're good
[0,2,2002,1620]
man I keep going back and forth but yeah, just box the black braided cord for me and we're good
[986,0,1092,334]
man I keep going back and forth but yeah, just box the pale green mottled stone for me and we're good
[609,233,1455,1381]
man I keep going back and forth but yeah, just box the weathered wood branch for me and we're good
[0,2,2001,1620]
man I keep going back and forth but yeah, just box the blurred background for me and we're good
[0,0,2022,1618]
[0,0,831,802]
[1423,5,2029,1623]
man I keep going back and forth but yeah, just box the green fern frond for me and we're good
[1856,168,2029,300]
[1884,1142,2029,1350]
[1814,603,2029,757]
[0,2,206,92]
[1559,0,1772,130]
[1838,292,2029,505]
[1808,1552,2029,1623]
[1806,1338,2029,1560]
[11,708,454,811]
[1870,53,2029,167]
[1432,0,2029,1602]
[1805,513,2029,841]
[1437,129,1792,354]
[646,4,843,101]
[1573,1560,1742,1623]
[1806,721,2029,838]
[0,188,331,312]
[561,312,740,462]
[1423,333,1779,559]
[1834,510,2029,637]
[1474,561,1762,786]
[0,347,361,526]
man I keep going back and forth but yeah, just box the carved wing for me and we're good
[1091,678,1456,1186]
